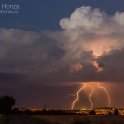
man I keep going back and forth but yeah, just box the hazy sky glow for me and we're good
[0,0,124,109]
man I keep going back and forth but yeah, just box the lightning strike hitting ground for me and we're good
[71,84,87,110]
[88,87,94,109]
[97,83,111,107]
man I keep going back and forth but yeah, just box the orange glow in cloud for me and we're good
[83,39,121,57]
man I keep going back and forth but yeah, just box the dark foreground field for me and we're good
[0,115,124,124]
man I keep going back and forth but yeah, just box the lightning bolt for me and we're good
[88,87,94,109]
[71,83,87,110]
[97,83,110,107]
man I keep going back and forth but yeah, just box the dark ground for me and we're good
[0,115,124,124]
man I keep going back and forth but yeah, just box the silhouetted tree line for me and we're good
[0,95,120,116]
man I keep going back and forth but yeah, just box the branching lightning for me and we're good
[70,82,111,109]
[69,57,111,110]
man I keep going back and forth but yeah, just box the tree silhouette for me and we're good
[0,96,15,114]
[114,109,119,115]
[89,110,96,115]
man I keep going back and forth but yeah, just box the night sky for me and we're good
[0,0,124,109]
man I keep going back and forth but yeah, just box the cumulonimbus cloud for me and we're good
[0,6,124,84]
[58,6,124,75]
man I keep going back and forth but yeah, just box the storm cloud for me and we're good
[0,6,124,85]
